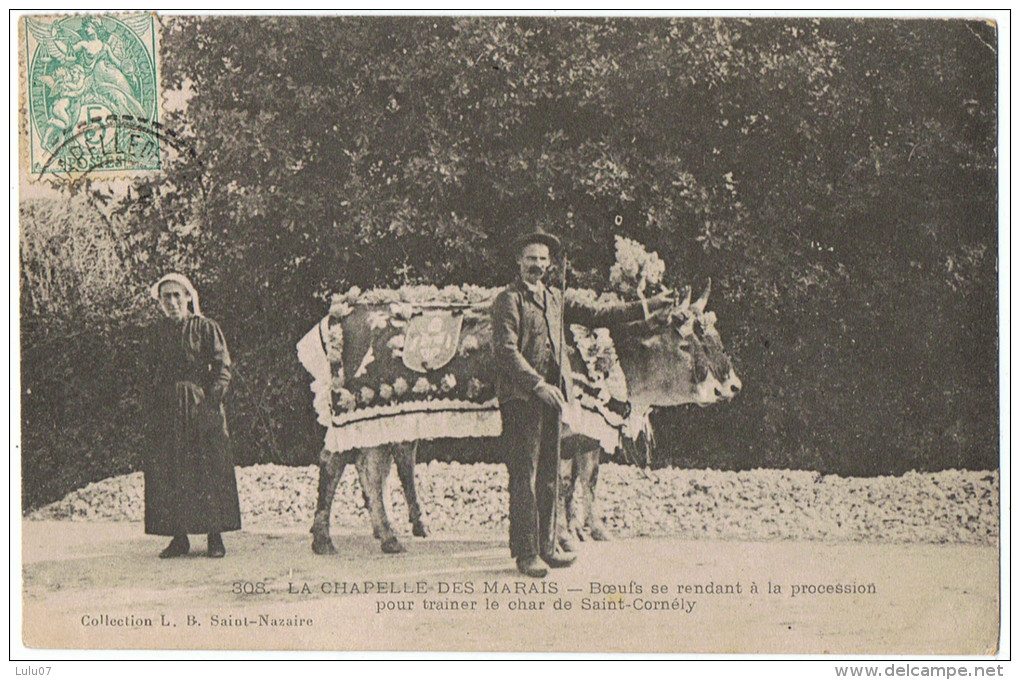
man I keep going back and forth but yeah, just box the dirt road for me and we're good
[21,521,998,654]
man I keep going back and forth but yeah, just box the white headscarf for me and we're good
[150,273,202,315]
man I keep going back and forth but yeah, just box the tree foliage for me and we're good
[21,17,998,509]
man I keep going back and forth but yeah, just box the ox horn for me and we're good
[676,285,692,312]
[677,316,695,337]
[691,278,712,314]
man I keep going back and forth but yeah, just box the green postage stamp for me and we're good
[22,14,162,178]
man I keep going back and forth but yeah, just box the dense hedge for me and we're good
[20,17,998,510]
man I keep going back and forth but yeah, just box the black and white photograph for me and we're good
[13,10,1007,667]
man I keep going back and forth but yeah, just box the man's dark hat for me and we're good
[514,227,561,256]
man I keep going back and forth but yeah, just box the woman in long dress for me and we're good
[145,273,241,558]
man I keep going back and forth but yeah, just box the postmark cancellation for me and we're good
[21,14,163,180]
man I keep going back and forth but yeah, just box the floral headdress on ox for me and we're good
[149,273,201,316]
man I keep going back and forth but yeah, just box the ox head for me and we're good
[615,280,740,410]
[689,279,742,401]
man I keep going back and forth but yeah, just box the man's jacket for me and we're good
[491,278,651,405]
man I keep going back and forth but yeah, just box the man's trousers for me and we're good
[500,398,562,558]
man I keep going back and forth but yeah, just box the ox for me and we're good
[298,283,737,555]
[561,281,741,547]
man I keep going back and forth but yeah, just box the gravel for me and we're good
[27,463,999,545]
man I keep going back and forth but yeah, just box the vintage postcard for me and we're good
[14,12,1005,659]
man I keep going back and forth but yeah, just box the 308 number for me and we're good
[232,581,267,594]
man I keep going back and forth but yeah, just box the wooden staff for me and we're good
[551,248,568,552]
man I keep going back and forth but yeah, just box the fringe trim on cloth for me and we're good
[321,403,642,456]
[324,407,502,453]
[561,403,622,455]
[296,317,333,428]
[620,407,653,441]
[330,397,499,427]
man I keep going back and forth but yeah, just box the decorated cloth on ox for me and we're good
[297,284,649,455]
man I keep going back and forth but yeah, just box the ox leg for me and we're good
[565,451,591,542]
[581,450,612,541]
[311,448,347,555]
[395,443,428,538]
[357,446,405,554]
[557,457,580,553]
[360,481,382,540]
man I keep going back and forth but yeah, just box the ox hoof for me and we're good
[312,534,337,555]
[589,523,613,542]
[566,521,586,542]
[411,519,429,538]
[558,534,579,554]
[381,537,406,554]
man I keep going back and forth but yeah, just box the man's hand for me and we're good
[647,289,676,311]
[534,382,566,412]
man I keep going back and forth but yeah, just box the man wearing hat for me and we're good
[492,229,673,577]
[145,273,241,558]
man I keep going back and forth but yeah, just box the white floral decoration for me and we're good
[412,377,433,394]
[609,236,666,297]
[358,386,376,405]
[353,346,375,378]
